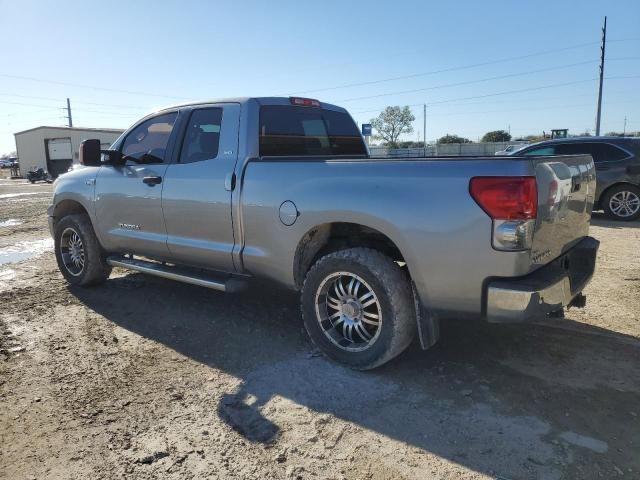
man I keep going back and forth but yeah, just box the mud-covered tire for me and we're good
[602,184,640,221]
[54,214,111,287]
[301,248,416,370]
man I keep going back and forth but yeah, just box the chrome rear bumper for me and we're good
[485,236,599,323]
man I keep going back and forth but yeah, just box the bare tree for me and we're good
[370,106,415,148]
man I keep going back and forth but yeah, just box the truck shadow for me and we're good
[591,211,640,229]
[71,273,640,479]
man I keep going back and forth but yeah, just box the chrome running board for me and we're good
[107,256,246,293]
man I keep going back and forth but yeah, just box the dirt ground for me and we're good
[1,170,638,480]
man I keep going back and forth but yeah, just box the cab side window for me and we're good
[122,112,178,164]
[523,146,555,156]
[179,108,223,164]
[554,142,629,162]
[592,143,629,162]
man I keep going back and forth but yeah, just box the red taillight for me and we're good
[289,97,321,107]
[470,176,537,220]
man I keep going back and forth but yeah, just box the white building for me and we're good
[14,126,124,177]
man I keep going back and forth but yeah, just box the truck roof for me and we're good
[528,136,639,146]
[154,97,349,114]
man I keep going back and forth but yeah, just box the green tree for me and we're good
[397,141,425,148]
[370,106,415,148]
[438,134,471,144]
[481,130,512,142]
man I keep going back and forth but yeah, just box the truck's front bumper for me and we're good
[485,236,599,323]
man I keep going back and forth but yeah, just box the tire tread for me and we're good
[55,214,111,287]
[301,247,415,370]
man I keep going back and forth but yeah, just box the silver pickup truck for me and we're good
[48,97,599,369]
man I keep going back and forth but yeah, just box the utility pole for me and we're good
[423,104,427,157]
[595,16,607,136]
[66,98,73,127]
[623,116,627,136]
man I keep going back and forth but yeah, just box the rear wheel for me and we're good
[301,248,416,370]
[54,214,111,286]
[603,185,640,221]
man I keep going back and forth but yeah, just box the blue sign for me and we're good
[361,124,372,136]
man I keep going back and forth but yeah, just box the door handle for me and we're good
[143,176,162,186]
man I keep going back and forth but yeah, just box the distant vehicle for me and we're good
[515,137,640,221]
[0,158,16,168]
[26,167,52,183]
[495,145,525,155]
[48,97,598,369]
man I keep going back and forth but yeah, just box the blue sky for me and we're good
[1,0,639,153]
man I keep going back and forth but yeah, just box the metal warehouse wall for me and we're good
[14,127,124,176]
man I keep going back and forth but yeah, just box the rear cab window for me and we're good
[259,105,366,156]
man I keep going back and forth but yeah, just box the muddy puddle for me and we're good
[0,239,53,266]
[0,219,22,227]
[0,192,49,199]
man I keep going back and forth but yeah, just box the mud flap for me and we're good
[412,283,440,350]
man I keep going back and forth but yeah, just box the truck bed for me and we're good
[237,153,595,319]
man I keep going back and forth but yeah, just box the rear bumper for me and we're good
[485,236,599,323]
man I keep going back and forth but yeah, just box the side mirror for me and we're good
[79,139,101,166]
[101,150,125,166]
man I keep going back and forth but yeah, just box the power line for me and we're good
[419,99,638,118]
[0,99,148,117]
[0,93,153,110]
[0,38,636,109]
[290,37,639,96]
[3,108,61,117]
[291,42,602,95]
[0,73,192,100]
[4,117,66,127]
[350,75,640,116]
[0,99,63,109]
[336,61,596,103]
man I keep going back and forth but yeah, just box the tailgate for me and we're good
[530,154,596,266]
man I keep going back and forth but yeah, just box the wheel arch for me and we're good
[293,222,406,290]
[52,199,90,227]
[295,225,440,352]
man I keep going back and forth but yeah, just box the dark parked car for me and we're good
[514,137,640,221]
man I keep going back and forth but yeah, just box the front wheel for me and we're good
[54,214,111,286]
[301,248,416,370]
[602,185,640,221]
